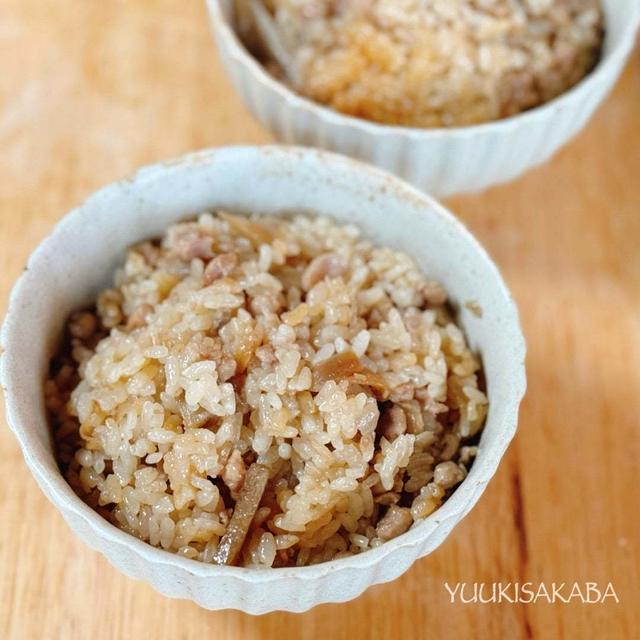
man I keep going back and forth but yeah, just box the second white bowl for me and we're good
[207,0,639,197]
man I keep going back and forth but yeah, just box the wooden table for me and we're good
[1,2,638,638]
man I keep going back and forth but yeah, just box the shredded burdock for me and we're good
[213,464,270,565]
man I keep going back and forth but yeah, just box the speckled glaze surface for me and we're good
[1,146,526,613]
[207,0,639,197]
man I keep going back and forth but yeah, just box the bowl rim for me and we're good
[206,0,640,140]
[1,145,527,582]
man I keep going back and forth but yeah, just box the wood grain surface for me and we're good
[0,2,638,638]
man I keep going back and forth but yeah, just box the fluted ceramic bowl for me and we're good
[207,0,639,197]
[1,146,526,613]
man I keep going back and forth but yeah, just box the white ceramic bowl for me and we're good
[1,146,526,613]
[207,0,640,198]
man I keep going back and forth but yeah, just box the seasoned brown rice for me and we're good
[264,0,603,127]
[46,212,487,567]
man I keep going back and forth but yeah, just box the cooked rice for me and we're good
[263,0,603,127]
[46,212,488,567]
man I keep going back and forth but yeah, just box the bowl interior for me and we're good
[1,146,525,566]
[215,0,637,131]
[601,1,637,57]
